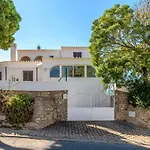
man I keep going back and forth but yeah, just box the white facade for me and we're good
[0,44,95,83]
[0,44,115,121]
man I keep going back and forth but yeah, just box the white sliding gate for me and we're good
[67,81,115,121]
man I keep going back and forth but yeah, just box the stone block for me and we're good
[0,90,67,129]
[115,90,150,128]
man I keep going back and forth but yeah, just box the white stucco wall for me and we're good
[7,67,36,82]
[0,57,93,82]
[10,44,17,61]
[0,78,101,91]
[0,46,95,83]
[41,58,92,81]
[17,47,91,61]
[18,50,61,61]
[0,62,41,82]
[61,47,90,58]
[38,65,42,81]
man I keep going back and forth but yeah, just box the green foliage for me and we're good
[134,0,150,25]
[3,93,33,126]
[0,0,21,50]
[74,66,84,77]
[128,79,150,108]
[89,4,150,87]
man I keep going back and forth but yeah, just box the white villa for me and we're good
[0,44,114,121]
[0,44,96,83]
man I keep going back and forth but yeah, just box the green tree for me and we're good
[89,4,150,87]
[0,0,21,50]
[134,0,150,25]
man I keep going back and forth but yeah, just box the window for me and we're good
[87,66,96,77]
[23,71,33,81]
[20,56,31,61]
[5,67,7,80]
[0,72,2,80]
[62,66,73,77]
[74,66,84,77]
[50,66,60,77]
[62,66,84,77]
[34,56,42,61]
[73,52,82,58]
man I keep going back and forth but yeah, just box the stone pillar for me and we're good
[10,43,17,61]
[115,90,128,120]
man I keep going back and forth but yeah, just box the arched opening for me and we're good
[87,66,96,77]
[20,56,31,61]
[50,66,60,77]
[34,56,42,61]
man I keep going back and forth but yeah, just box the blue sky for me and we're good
[1,0,136,61]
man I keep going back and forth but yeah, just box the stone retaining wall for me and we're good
[115,90,150,128]
[0,90,67,129]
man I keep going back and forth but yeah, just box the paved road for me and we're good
[0,137,149,150]
[0,121,150,147]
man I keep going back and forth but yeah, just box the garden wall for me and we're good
[115,90,150,128]
[0,90,67,129]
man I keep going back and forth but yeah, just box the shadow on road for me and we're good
[0,138,149,150]
[0,141,32,150]
[45,140,150,150]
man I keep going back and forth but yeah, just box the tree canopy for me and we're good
[89,4,150,87]
[0,0,21,50]
[134,0,150,24]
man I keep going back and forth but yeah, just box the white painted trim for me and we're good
[60,65,62,77]
[84,65,87,77]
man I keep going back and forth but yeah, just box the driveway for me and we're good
[0,121,150,148]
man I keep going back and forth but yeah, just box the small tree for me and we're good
[0,0,21,50]
[37,45,41,50]
[0,75,20,108]
[3,93,33,126]
[0,76,33,127]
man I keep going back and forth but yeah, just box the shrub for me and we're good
[3,93,33,126]
[128,79,150,108]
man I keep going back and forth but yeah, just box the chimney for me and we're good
[10,43,17,61]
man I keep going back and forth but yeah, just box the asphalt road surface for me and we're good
[0,137,149,150]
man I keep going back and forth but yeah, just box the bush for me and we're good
[128,79,150,108]
[3,93,33,126]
